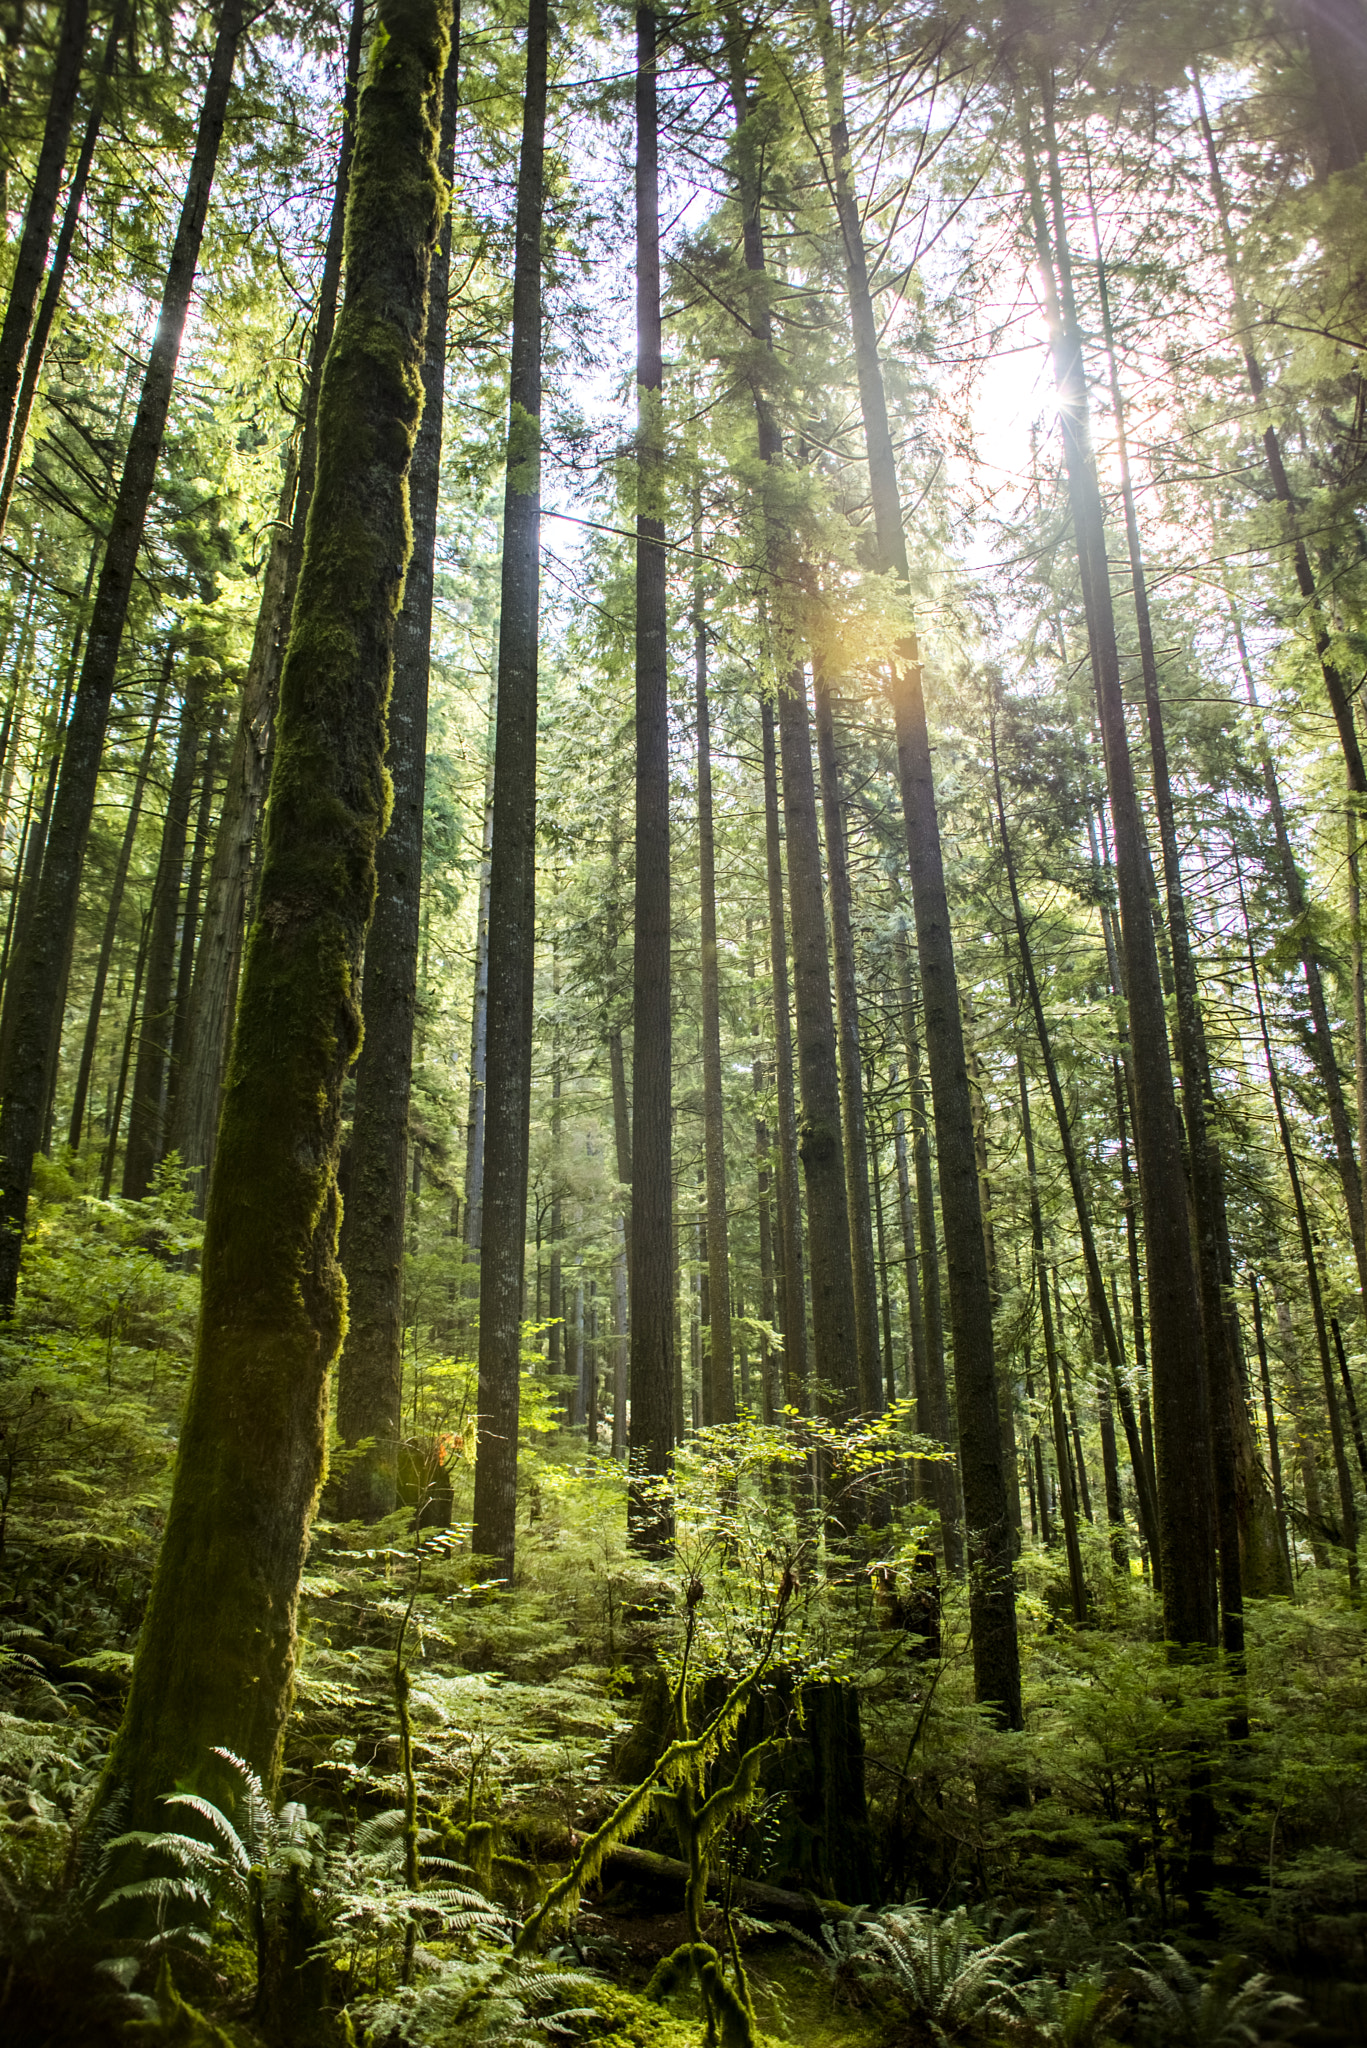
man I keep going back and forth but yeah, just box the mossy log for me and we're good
[599,1841,854,1927]
[101,0,452,1828]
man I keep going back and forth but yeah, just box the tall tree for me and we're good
[695,529,736,1426]
[100,0,454,1824]
[1017,74,1217,1654]
[0,0,246,1307]
[626,0,676,1533]
[335,15,461,1522]
[471,0,550,1575]
[816,0,1019,1716]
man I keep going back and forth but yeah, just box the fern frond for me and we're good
[158,1795,251,1874]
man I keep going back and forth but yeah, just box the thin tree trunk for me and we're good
[100,903,150,1200]
[0,0,245,1309]
[777,662,860,1417]
[695,525,734,1424]
[1018,1050,1087,1624]
[624,0,674,1536]
[67,652,171,1149]
[122,688,200,1198]
[893,918,961,1567]
[1019,83,1217,1653]
[815,0,1017,1714]
[812,658,882,1412]
[1091,201,1280,1617]
[0,0,90,486]
[164,711,222,1143]
[991,714,1163,1565]
[463,664,495,1251]
[472,0,548,1576]
[1249,1277,1294,1584]
[761,696,808,1411]
[1193,72,1367,796]
[0,1,124,544]
[1241,866,1360,1589]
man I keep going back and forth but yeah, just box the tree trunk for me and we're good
[991,715,1162,1565]
[0,0,123,544]
[0,0,90,485]
[164,711,223,1142]
[695,530,734,1425]
[121,684,199,1198]
[1019,83,1216,1652]
[335,19,459,1521]
[0,0,244,1308]
[761,695,808,1411]
[812,658,882,1412]
[99,0,452,1826]
[100,905,150,1200]
[67,659,171,1149]
[1091,208,1280,1620]
[1242,865,1360,1589]
[1017,1051,1087,1624]
[893,919,961,1566]
[622,0,674,1537]
[462,666,495,1252]
[814,0,1015,1711]
[471,0,548,1577]
[1249,1276,1294,1584]
[169,0,365,1211]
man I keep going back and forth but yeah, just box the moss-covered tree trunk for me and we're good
[471,0,549,1576]
[336,17,460,1522]
[169,0,366,1212]
[102,0,452,1825]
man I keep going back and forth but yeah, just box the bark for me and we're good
[100,0,452,1826]
[893,920,961,1567]
[1230,601,1367,1308]
[0,1,123,544]
[1092,213,1282,1615]
[695,538,734,1424]
[869,1104,895,1406]
[814,0,1015,1709]
[334,21,459,1521]
[0,0,245,1308]
[1249,1276,1294,1583]
[1193,72,1366,795]
[624,0,674,1534]
[991,716,1162,1566]
[1242,866,1360,1589]
[777,663,859,1416]
[462,668,495,1249]
[164,711,222,1142]
[1017,1052,1087,1624]
[1274,1273,1329,1567]
[121,683,199,1198]
[1019,85,1217,1651]
[99,905,150,1200]
[761,696,808,1410]
[812,658,882,1412]
[0,0,90,487]
[170,0,366,1209]
[471,0,548,1576]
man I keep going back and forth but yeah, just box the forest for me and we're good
[0,0,1364,2041]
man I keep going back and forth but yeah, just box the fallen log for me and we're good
[596,1841,858,1926]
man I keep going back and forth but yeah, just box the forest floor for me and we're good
[0,1174,1365,2044]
